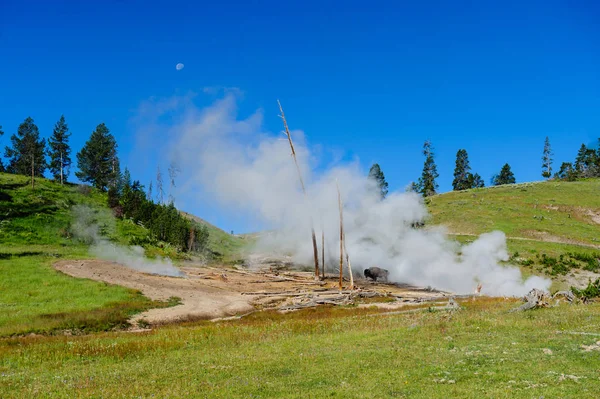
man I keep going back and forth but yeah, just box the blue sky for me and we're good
[1,0,599,232]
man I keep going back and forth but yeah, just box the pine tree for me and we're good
[417,140,439,197]
[574,144,588,175]
[541,137,553,179]
[470,173,485,188]
[492,163,516,186]
[75,123,119,191]
[406,182,419,193]
[4,117,47,187]
[555,162,577,181]
[368,163,389,199]
[48,115,72,184]
[574,143,599,178]
[0,125,4,173]
[452,149,472,191]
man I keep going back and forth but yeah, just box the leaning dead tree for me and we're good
[278,100,320,279]
[343,232,354,288]
[336,181,354,289]
[321,230,325,279]
[337,180,344,290]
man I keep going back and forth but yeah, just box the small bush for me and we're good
[572,278,600,301]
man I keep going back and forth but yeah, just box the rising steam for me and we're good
[71,205,183,277]
[133,91,550,295]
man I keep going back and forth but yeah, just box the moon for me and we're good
[176,63,184,71]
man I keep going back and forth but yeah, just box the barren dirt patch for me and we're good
[54,259,448,327]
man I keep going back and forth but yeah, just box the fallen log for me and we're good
[510,288,551,312]
[365,298,461,317]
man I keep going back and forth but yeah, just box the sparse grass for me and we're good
[1,298,600,398]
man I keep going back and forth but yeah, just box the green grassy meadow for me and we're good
[1,298,600,398]
[428,179,600,246]
[1,173,600,397]
[0,173,246,337]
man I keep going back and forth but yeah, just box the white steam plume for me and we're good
[71,205,183,277]
[133,92,550,296]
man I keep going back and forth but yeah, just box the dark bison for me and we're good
[364,267,389,282]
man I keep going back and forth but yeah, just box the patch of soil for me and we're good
[54,260,254,326]
[54,259,447,328]
[520,230,600,249]
[556,269,600,290]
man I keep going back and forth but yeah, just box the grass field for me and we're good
[1,173,600,397]
[0,173,246,337]
[428,179,600,246]
[429,179,600,281]
[1,298,599,398]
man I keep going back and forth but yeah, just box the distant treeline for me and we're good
[0,116,208,253]
[368,137,600,199]
[1,115,599,204]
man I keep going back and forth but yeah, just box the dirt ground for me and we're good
[54,259,448,327]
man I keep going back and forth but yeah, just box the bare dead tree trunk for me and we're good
[188,227,196,252]
[278,100,320,279]
[343,232,354,289]
[337,181,354,289]
[337,180,343,290]
[321,230,325,279]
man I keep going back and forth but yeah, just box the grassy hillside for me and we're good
[0,172,253,336]
[428,179,600,245]
[427,179,600,281]
[180,211,249,261]
[0,174,192,336]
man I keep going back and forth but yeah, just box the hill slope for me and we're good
[0,173,248,336]
[427,179,600,286]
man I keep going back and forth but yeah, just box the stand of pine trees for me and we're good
[108,171,209,253]
[554,140,600,181]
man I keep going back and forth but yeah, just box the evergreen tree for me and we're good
[368,163,389,199]
[574,144,588,175]
[452,149,472,191]
[574,143,599,178]
[0,125,4,173]
[554,162,577,181]
[417,140,439,197]
[406,182,420,193]
[48,115,72,184]
[4,117,47,187]
[470,173,485,188]
[75,123,119,191]
[541,136,553,179]
[492,163,516,186]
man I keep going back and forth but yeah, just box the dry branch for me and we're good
[336,180,344,290]
[509,289,551,312]
[278,100,320,279]
[321,230,325,279]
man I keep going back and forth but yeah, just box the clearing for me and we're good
[54,258,447,327]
